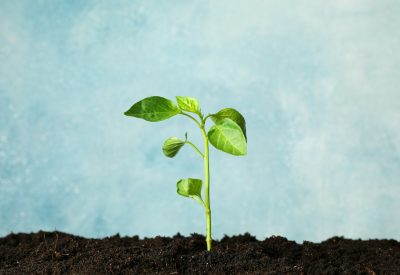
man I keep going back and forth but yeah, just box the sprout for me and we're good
[124,96,247,251]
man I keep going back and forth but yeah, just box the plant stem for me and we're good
[203,114,213,122]
[182,111,212,251]
[192,195,206,208]
[180,112,201,128]
[201,126,212,251]
[185,141,204,159]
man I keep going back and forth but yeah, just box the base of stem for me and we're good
[206,238,212,251]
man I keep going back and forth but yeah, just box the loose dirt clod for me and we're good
[0,231,399,274]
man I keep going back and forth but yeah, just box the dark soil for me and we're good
[0,231,399,274]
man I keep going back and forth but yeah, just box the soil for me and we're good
[0,231,399,274]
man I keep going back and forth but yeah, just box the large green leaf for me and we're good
[176,96,200,114]
[211,108,246,140]
[177,178,202,198]
[162,137,185,158]
[124,96,181,122]
[208,118,247,156]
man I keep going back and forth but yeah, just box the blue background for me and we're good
[1,0,399,242]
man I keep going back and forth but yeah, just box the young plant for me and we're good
[124,96,247,251]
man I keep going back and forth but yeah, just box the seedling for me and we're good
[124,96,247,251]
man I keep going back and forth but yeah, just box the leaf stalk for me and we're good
[185,141,204,159]
[180,112,201,128]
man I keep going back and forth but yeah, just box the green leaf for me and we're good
[124,96,181,122]
[177,178,202,198]
[162,137,185,158]
[176,96,200,114]
[211,108,247,140]
[208,118,247,156]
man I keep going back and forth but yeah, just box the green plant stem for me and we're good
[192,195,206,208]
[203,114,213,122]
[180,112,201,128]
[182,111,212,251]
[200,126,212,251]
[185,141,204,158]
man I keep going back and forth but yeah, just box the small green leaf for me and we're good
[124,96,181,122]
[208,118,247,156]
[177,178,202,198]
[211,108,246,140]
[176,96,200,114]
[162,137,185,158]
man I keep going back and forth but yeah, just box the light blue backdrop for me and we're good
[1,0,399,242]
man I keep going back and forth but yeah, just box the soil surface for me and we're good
[0,231,399,274]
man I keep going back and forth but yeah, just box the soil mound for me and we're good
[1,231,399,274]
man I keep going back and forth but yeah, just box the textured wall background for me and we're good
[1,0,399,242]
